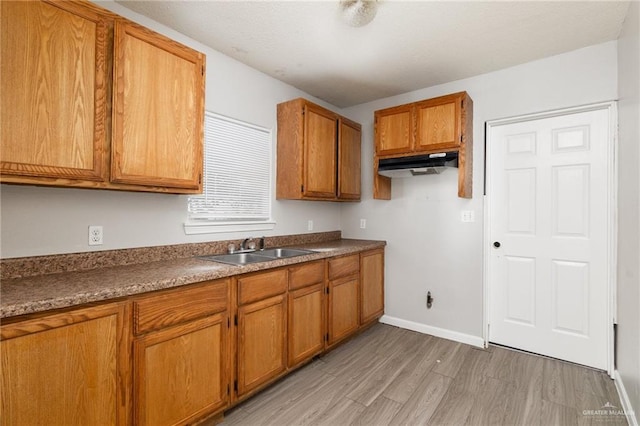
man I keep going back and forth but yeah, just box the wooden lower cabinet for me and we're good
[360,249,385,325]
[0,302,130,426]
[327,274,360,346]
[132,279,230,426]
[237,294,287,397]
[134,314,228,426]
[288,283,324,367]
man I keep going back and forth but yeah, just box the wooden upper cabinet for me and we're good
[374,91,473,200]
[111,20,204,190]
[0,0,108,181]
[415,93,463,152]
[303,103,338,198]
[374,104,414,156]
[338,119,362,200]
[1,0,205,194]
[277,98,361,201]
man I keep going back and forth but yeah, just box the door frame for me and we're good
[483,102,618,376]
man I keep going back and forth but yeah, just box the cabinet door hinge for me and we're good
[234,380,238,392]
[325,333,329,342]
[234,315,238,326]
[326,287,330,294]
[227,384,230,395]
[301,185,304,193]
[202,65,205,76]
[198,173,202,185]
[227,317,230,328]
[460,135,463,143]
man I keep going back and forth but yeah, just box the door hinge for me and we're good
[301,185,304,193]
[202,65,205,76]
[198,173,202,184]
[326,287,330,294]
[234,315,238,326]
[227,384,230,395]
[234,380,238,392]
[227,317,230,328]
[325,333,329,342]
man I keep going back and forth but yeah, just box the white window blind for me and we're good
[188,112,272,222]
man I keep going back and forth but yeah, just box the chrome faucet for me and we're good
[258,236,265,251]
[240,237,254,252]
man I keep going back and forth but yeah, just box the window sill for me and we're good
[183,220,276,235]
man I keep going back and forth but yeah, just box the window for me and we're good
[185,112,274,234]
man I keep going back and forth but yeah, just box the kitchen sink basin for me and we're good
[200,252,273,266]
[199,248,316,266]
[258,248,316,258]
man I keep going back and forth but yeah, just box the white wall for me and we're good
[341,41,619,339]
[0,1,344,259]
[616,0,640,419]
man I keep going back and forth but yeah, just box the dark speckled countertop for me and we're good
[1,238,385,319]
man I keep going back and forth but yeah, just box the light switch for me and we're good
[460,210,475,223]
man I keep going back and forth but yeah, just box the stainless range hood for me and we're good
[378,152,458,178]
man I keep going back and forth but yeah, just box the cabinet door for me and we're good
[303,103,337,198]
[375,104,414,155]
[338,119,361,200]
[237,294,287,396]
[0,0,108,182]
[415,94,462,152]
[360,249,385,325]
[112,20,204,190]
[288,283,324,368]
[327,274,360,346]
[134,314,228,426]
[1,303,129,426]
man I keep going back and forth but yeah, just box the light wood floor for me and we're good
[220,324,627,426]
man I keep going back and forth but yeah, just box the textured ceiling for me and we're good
[113,0,631,108]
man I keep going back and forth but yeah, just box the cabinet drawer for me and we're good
[328,254,359,280]
[289,260,325,291]
[134,279,228,335]
[238,269,288,305]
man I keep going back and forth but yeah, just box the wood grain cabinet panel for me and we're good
[0,0,108,182]
[134,314,228,426]
[416,94,462,152]
[112,20,204,190]
[328,274,360,346]
[238,269,287,305]
[0,303,130,426]
[374,104,414,156]
[237,295,287,397]
[288,283,324,368]
[328,254,360,280]
[304,104,338,198]
[277,98,361,201]
[134,279,228,335]
[287,261,326,368]
[360,249,385,325]
[338,119,362,200]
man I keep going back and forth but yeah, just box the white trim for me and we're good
[380,315,484,348]
[183,220,276,235]
[483,101,617,375]
[614,370,638,426]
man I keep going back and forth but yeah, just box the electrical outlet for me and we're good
[360,219,367,229]
[88,225,103,246]
[307,220,314,231]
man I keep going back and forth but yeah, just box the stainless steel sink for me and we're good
[200,252,273,266]
[199,248,316,266]
[258,248,316,258]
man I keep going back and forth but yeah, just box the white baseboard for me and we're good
[614,370,639,426]
[379,315,485,348]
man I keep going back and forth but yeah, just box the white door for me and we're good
[487,106,613,370]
